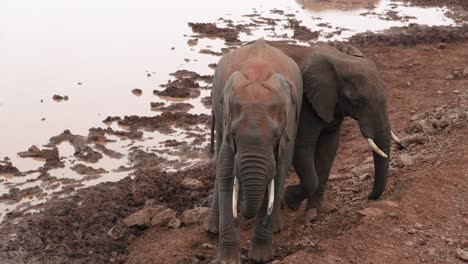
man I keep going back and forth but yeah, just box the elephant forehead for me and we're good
[233,84,282,104]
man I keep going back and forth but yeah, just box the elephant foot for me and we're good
[249,243,274,263]
[216,256,240,264]
[272,214,283,234]
[217,245,241,264]
[306,194,336,214]
[203,209,219,234]
[283,184,306,211]
[305,208,318,224]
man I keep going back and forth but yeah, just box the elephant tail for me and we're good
[209,111,215,157]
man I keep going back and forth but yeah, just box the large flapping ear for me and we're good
[221,71,250,142]
[302,53,339,124]
[263,73,300,163]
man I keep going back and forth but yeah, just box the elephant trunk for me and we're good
[359,111,391,200]
[236,153,273,219]
[368,133,390,199]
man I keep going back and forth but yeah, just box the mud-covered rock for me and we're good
[181,178,204,190]
[123,205,177,227]
[182,207,209,224]
[456,248,468,261]
[397,154,415,167]
[351,163,373,177]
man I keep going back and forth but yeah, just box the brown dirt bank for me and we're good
[400,0,468,10]
[349,24,468,46]
[0,162,215,263]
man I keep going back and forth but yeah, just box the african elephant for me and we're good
[265,41,403,213]
[204,39,302,263]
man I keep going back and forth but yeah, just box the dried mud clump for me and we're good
[103,116,122,123]
[94,144,124,159]
[71,164,107,175]
[131,88,143,96]
[118,112,210,131]
[188,22,240,43]
[201,96,212,107]
[156,78,201,99]
[90,127,143,140]
[350,24,468,46]
[287,19,320,41]
[18,145,64,169]
[401,0,468,10]
[0,161,20,175]
[0,186,43,202]
[52,95,69,101]
[151,103,194,112]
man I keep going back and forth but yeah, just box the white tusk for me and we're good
[232,177,239,218]
[391,131,401,144]
[366,138,388,159]
[267,179,275,216]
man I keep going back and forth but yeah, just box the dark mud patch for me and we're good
[400,0,468,10]
[70,164,108,175]
[117,112,210,132]
[350,24,468,46]
[154,86,200,98]
[287,19,320,41]
[201,96,212,108]
[18,145,64,169]
[150,102,194,112]
[155,69,213,98]
[0,162,215,263]
[0,186,44,202]
[52,95,69,101]
[95,144,125,159]
[0,160,20,176]
[188,22,240,43]
[90,127,143,140]
[131,89,143,96]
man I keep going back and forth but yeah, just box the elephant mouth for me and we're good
[232,177,275,219]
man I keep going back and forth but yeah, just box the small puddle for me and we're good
[0,0,459,222]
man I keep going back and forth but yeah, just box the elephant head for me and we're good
[222,70,298,219]
[304,49,399,199]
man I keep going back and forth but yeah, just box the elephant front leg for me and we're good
[249,192,275,262]
[307,126,341,213]
[216,144,240,263]
[217,189,240,263]
[203,180,219,234]
[284,144,319,210]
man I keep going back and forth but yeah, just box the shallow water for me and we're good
[0,0,458,221]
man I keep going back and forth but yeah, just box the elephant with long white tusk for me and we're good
[203,39,303,263]
[262,41,400,214]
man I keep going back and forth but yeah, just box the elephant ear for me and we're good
[221,71,250,142]
[302,53,339,124]
[263,73,301,164]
